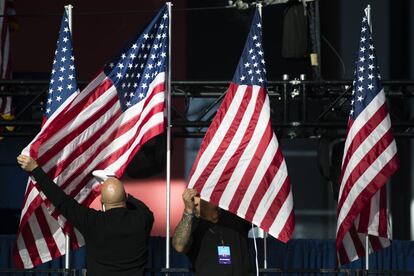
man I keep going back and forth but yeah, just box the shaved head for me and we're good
[101,177,126,211]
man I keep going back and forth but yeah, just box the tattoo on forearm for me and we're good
[172,213,193,251]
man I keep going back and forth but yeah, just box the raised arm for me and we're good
[172,188,198,253]
[17,154,96,234]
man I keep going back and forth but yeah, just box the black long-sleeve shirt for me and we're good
[31,167,154,276]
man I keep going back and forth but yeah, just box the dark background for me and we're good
[1,0,413,240]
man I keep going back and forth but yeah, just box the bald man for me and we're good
[17,155,154,276]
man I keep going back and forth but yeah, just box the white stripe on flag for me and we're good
[201,86,259,199]
[219,91,271,209]
[188,85,247,189]
[337,140,397,230]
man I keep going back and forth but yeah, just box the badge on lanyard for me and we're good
[217,245,231,265]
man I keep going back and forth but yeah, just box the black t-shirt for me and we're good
[31,167,154,276]
[186,210,252,276]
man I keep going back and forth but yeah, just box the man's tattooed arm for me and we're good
[172,212,194,253]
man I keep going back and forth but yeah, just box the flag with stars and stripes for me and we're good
[187,9,295,243]
[336,8,399,265]
[16,5,168,268]
[14,9,83,268]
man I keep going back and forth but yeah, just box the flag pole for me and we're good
[257,3,268,271]
[364,4,371,271]
[64,3,73,271]
[256,2,268,272]
[165,2,172,271]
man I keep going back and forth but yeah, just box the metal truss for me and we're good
[1,79,414,138]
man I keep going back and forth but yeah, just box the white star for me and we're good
[109,63,115,68]
[359,57,365,62]
[67,84,73,90]
[368,54,375,60]
[240,75,245,81]
[118,63,124,69]
[257,23,262,28]
[60,67,65,72]
[256,69,261,74]
[255,42,261,48]
[47,98,52,104]
[163,13,168,19]
[62,47,67,53]
[142,83,147,89]
[369,44,374,50]
[151,54,156,60]
[130,53,136,59]
[128,63,133,69]
[159,24,164,30]
[61,57,66,62]
[358,76,364,82]
[121,53,126,59]
[350,109,354,115]
[139,93,144,98]
[143,34,149,39]
[145,73,150,79]
[357,95,364,102]
[62,37,68,43]
[258,78,263,83]
[161,52,166,58]
[361,27,367,32]
[132,44,138,49]
[64,27,69,33]
[360,47,366,52]
[358,66,365,73]
[358,86,363,92]
[57,86,63,92]
[126,101,131,107]
[70,56,74,61]
[249,48,254,54]
[368,64,374,70]
[253,62,258,67]
[258,50,263,56]
[68,74,74,80]
[46,108,51,113]
[59,76,64,82]
[361,36,366,42]
[117,72,122,79]
[148,64,153,69]
[244,62,250,68]
[367,84,374,90]
[368,74,374,80]
[248,69,253,75]
[69,65,75,70]
[252,35,258,40]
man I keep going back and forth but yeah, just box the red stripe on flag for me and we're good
[193,86,253,196]
[337,129,395,212]
[187,83,239,182]
[340,104,388,176]
[227,120,273,213]
[209,87,264,205]
[336,154,399,245]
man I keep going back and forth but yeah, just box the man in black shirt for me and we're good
[172,188,251,275]
[17,155,154,276]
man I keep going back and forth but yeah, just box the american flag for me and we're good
[14,10,82,268]
[336,9,399,265]
[187,9,294,242]
[15,5,168,268]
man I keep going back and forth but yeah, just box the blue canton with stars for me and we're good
[350,14,382,119]
[232,10,266,87]
[104,5,168,111]
[46,11,78,119]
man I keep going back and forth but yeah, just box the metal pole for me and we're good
[64,4,73,271]
[364,4,371,271]
[257,3,267,274]
[165,2,172,271]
